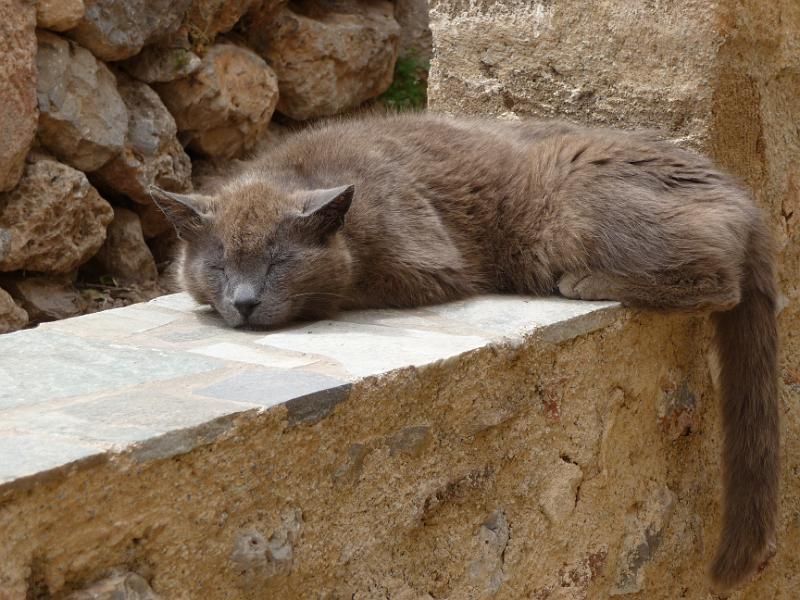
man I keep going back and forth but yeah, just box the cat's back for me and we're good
[260,113,531,178]
[255,113,693,191]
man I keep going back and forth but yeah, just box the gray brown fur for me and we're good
[152,113,779,590]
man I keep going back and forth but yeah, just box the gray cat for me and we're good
[152,113,779,590]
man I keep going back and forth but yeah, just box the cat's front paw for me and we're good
[558,272,618,301]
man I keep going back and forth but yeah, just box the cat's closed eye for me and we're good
[266,253,291,272]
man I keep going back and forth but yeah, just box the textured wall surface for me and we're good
[428,1,800,598]
[2,305,766,599]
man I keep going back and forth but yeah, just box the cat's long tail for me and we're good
[710,221,779,589]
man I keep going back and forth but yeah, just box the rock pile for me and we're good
[0,0,418,333]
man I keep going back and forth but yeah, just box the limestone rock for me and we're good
[185,0,260,46]
[230,508,303,582]
[0,157,113,273]
[133,199,174,239]
[68,0,191,62]
[245,1,400,120]
[0,0,37,192]
[239,0,288,37]
[610,487,676,595]
[93,74,192,204]
[0,287,28,333]
[67,572,162,600]
[394,0,432,60]
[2,276,87,322]
[467,510,509,594]
[156,43,279,159]
[120,44,202,84]
[93,208,159,284]
[36,31,128,173]
[539,459,583,524]
[388,425,432,458]
[37,0,85,32]
[427,0,726,141]
[657,378,699,440]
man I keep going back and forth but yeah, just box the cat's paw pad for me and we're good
[558,272,617,301]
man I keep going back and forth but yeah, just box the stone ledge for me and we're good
[2,289,778,598]
[0,293,618,490]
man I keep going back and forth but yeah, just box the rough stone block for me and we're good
[69,0,191,61]
[90,208,159,285]
[0,285,793,598]
[245,0,400,120]
[92,74,192,205]
[66,572,162,600]
[0,156,113,273]
[1,275,87,322]
[0,287,27,334]
[36,31,128,172]
[0,0,37,192]
[155,43,279,159]
[37,0,85,32]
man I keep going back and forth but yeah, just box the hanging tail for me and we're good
[710,222,779,589]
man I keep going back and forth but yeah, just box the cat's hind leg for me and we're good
[557,269,741,312]
[557,271,621,301]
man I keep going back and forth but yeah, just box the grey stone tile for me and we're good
[0,331,223,409]
[196,369,350,412]
[189,342,319,369]
[538,305,622,344]
[1,411,156,446]
[256,321,489,379]
[336,307,492,338]
[2,389,259,445]
[156,326,224,343]
[71,389,258,430]
[285,385,352,426]
[130,415,243,462]
[0,432,105,484]
[148,292,203,313]
[43,305,179,336]
[427,295,619,339]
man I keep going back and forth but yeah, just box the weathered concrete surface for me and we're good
[429,1,800,598]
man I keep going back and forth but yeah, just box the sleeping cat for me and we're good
[151,113,778,591]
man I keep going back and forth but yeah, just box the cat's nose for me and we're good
[232,287,261,318]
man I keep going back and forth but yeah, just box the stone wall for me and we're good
[429,0,800,597]
[0,294,746,600]
[0,0,431,333]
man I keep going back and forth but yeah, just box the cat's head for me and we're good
[150,179,355,328]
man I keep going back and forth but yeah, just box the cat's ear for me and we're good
[149,186,214,239]
[300,185,354,236]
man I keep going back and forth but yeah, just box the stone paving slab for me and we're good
[0,292,618,487]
